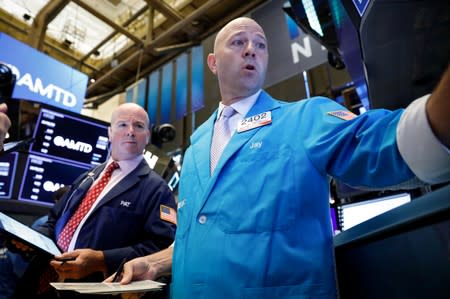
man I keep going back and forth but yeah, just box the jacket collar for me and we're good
[189,91,282,193]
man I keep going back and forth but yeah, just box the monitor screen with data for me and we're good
[29,108,110,167]
[18,154,89,206]
[0,152,18,199]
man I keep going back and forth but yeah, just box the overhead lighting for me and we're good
[90,78,96,83]
[301,0,324,37]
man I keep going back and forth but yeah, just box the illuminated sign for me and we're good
[30,108,110,167]
[0,33,88,113]
[252,1,327,87]
[19,155,89,205]
[352,0,370,17]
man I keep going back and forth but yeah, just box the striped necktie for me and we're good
[210,106,236,174]
[56,161,119,252]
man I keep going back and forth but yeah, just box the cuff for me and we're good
[397,94,450,184]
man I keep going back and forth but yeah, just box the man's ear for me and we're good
[207,53,217,75]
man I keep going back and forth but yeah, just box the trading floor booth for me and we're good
[286,0,450,297]
[334,184,450,298]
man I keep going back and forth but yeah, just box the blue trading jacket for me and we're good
[172,91,415,299]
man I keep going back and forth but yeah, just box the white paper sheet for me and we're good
[51,280,164,295]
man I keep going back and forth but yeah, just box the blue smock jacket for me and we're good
[173,92,415,299]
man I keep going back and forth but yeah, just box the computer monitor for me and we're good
[29,107,110,167]
[0,152,18,199]
[338,193,411,231]
[18,154,90,206]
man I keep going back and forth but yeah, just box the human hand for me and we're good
[104,255,158,284]
[50,248,106,280]
[104,256,155,299]
[0,103,11,151]
[5,239,35,260]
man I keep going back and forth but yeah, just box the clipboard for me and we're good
[0,212,61,257]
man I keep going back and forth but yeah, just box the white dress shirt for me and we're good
[67,155,145,251]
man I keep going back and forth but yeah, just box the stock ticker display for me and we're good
[29,108,110,167]
[0,152,18,199]
[18,154,89,205]
[9,107,111,206]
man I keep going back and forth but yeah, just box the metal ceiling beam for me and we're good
[43,41,99,72]
[87,0,224,95]
[145,0,183,22]
[27,0,71,49]
[71,0,144,47]
[80,4,149,62]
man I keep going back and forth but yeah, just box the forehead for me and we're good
[113,107,148,123]
[221,20,266,41]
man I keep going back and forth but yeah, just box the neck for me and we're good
[220,89,261,106]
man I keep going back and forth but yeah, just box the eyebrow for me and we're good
[229,31,267,42]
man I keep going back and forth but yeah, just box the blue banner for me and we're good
[191,45,204,113]
[160,63,173,123]
[0,33,88,113]
[175,53,188,120]
[125,78,147,108]
[147,71,159,126]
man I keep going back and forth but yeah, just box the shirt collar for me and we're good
[107,155,143,173]
[217,89,262,120]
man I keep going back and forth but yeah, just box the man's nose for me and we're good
[244,42,256,57]
[126,125,135,135]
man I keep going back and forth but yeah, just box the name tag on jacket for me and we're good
[237,111,272,133]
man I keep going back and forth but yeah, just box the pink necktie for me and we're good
[57,161,119,252]
[210,106,236,174]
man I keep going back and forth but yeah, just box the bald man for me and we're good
[110,18,450,299]
[14,103,177,299]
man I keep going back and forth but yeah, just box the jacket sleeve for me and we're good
[101,171,177,274]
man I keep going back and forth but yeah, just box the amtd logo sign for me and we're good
[53,135,93,153]
[0,33,88,113]
[284,13,325,64]
[7,63,78,108]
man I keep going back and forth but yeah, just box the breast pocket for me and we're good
[216,146,299,233]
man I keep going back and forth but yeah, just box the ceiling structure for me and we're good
[0,0,269,107]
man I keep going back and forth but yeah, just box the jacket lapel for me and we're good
[93,159,149,211]
[211,91,281,176]
[200,91,281,205]
[189,110,218,191]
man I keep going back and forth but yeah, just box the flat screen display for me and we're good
[29,108,110,167]
[0,152,18,199]
[18,154,89,206]
[338,193,411,231]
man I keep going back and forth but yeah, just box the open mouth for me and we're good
[244,64,255,71]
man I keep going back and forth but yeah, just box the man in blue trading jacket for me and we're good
[13,103,177,299]
[111,17,450,298]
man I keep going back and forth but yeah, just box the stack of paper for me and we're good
[50,280,165,295]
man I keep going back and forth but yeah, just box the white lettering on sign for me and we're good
[7,63,78,108]
[53,136,92,153]
[43,181,65,192]
[291,36,312,63]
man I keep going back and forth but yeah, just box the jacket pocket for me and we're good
[216,146,299,233]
